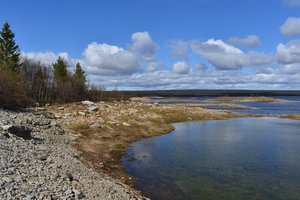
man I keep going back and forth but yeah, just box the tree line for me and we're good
[0,22,128,109]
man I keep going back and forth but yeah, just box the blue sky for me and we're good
[1,0,300,90]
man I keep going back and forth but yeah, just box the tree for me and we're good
[71,62,87,101]
[0,22,21,73]
[74,62,86,82]
[0,63,32,108]
[53,56,68,82]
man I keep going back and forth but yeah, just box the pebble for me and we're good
[0,108,146,200]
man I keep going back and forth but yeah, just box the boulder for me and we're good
[78,112,86,116]
[7,125,32,140]
[88,106,98,112]
[122,122,130,127]
[81,100,95,106]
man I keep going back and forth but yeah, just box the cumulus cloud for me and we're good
[168,40,189,58]
[130,32,157,61]
[280,17,300,37]
[172,61,189,74]
[191,39,273,70]
[80,32,158,75]
[82,42,140,75]
[277,40,300,64]
[228,35,260,47]
[21,51,70,66]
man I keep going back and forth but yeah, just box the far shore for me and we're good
[132,96,291,104]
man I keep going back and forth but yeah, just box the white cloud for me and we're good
[280,17,300,37]
[277,40,300,64]
[87,67,300,90]
[191,39,273,70]
[147,62,159,72]
[21,51,70,66]
[281,63,300,74]
[130,32,157,61]
[81,32,158,75]
[82,42,140,75]
[172,61,189,74]
[228,35,260,47]
[169,40,189,58]
[284,0,300,6]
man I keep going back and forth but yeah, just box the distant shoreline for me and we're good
[126,89,300,97]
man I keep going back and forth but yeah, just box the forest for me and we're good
[0,22,128,109]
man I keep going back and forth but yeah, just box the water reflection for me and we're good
[122,118,300,200]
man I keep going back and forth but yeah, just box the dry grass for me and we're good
[281,114,300,120]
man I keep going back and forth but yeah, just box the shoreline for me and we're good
[47,100,262,197]
[1,99,299,199]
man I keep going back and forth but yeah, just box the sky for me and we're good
[1,0,300,90]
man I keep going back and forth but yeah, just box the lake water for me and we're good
[154,96,300,115]
[122,118,300,200]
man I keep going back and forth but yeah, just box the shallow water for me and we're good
[154,96,300,115]
[122,118,300,200]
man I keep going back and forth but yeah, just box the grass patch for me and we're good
[70,123,90,132]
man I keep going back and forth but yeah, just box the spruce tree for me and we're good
[74,62,86,82]
[53,56,68,82]
[0,22,21,73]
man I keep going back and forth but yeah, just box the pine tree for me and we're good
[0,22,21,73]
[53,56,68,82]
[74,62,86,82]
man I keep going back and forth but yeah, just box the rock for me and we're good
[35,107,46,111]
[2,176,13,183]
[81,100,95,105]
[25,194,34,200]
[122,122,130,127]
[64,113,71,117]
[1,125,13,131]
[50,121,57,127]
[58,107,64,110]
[0,108,147,200]
[90,123,101,129]
[54,114,61,119]
[33,102,40,107]
[88,106,98,112]
[66,172,74,181]
[78,112,86,116]
[153,102,159,106]
[8,125,32,140]
[0,180,4,188]
[38,155,48,161]
[65,186,74,198]
[74,189,85,199]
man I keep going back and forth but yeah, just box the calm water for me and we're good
[233,96,300,115]
[153,96,300,115]
[122,118,300,200]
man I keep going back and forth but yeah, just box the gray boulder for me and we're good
[8,125,32,140]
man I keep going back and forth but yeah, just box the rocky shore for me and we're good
[0,108,146,200]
